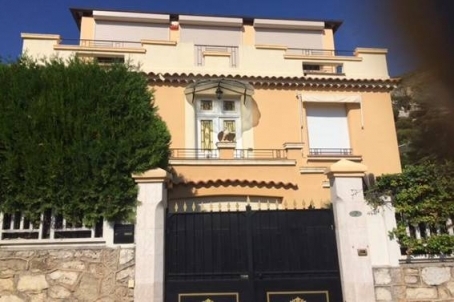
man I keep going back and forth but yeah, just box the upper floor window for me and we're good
[196,99,241,149]
[305,104,351,156]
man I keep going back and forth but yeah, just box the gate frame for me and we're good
[133,160,401,302]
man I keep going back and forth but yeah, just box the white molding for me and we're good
[179,15,242,27]
[170,159,296,166]
[307,155,362,162]
[0,238,106,247]
[253,18,324,30]
[299,167,326,174]
[283,142,304,150]
[93,10,169,24]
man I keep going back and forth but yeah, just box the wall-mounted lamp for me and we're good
[215,86,223,100]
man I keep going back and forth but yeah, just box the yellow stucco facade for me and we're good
[21,9,401,208]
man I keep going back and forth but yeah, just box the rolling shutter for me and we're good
[305,104,350,149]
[94,20,169,43]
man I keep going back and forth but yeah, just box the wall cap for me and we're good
[216,142,236,149]
[354,47,388,55]
[21,33,61,40]
[283,142,304,150]
[132,168,171,183]
[325,159,367,178]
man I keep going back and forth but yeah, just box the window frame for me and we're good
[195,97,242,150]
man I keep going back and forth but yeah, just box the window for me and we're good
[305,104,351,155]
[95,56,125,65]
[196,99,241,150]
[303,64,321,72]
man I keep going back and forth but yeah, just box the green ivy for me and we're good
[0,57,170,225]
[366,162,454,255]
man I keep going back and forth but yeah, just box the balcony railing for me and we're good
[0,211,103,243]
[309,148,353,156]
[60,39,143,49]
[234,149,287,159]
[286,48,355,57]
[171,149,220,159]
[170,148,287,160]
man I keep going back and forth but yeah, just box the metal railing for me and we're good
[171,149,220,159]
[0,211,103,242]
[234,149,287,159]
[309,148,353,156]
[286,48,355,57]
[195,45,239,67]
[170,148,288,160]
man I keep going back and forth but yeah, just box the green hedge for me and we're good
[0,58,170,225]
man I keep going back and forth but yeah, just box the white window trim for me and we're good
[298,94,364,128]
[195,98,242,149]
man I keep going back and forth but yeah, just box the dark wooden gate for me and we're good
[165,207,343,302]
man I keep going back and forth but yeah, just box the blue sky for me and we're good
[0,0,414,76]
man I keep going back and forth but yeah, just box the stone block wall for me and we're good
[374,262,454,301]
[0,247,134,302]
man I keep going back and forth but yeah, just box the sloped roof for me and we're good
[148,72,400,90]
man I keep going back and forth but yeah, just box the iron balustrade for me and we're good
[309,148,353,156]
[170,148,287,159]
[170,148,220,159]
[234,149,287,159]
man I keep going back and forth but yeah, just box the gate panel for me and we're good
[165,208,342,302]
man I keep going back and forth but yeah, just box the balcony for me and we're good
[54,38,147,54]
[169,144,303,200]
[307,148,362,162]
[170,148,290,163]
[22,33,390,79]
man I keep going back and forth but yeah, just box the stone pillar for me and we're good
[325,159,375,302]
[132,168,170,302]
[366,197,401,267]
[216,141,236,159]
[283,142,304,165]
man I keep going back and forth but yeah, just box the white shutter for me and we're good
[255,28,323,49]
[305,104,350,150]
[95,21,169,44]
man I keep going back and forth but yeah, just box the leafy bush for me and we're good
[367,162,454,255]
[0,57,170,225]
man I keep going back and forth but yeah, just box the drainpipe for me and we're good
[296,92,304,142]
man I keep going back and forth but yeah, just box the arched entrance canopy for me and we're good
[184,78,254,103]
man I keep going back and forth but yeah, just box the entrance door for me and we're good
[165,206,343,302]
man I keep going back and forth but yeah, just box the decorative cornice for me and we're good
[147,72,400,91]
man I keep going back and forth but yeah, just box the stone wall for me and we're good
[0,247,134,302]
[374,262,454,301]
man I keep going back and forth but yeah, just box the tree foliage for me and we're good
[368,71,454,255]
[392,71,454,164]
[367,163,454,255]
[0,58,170,225]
